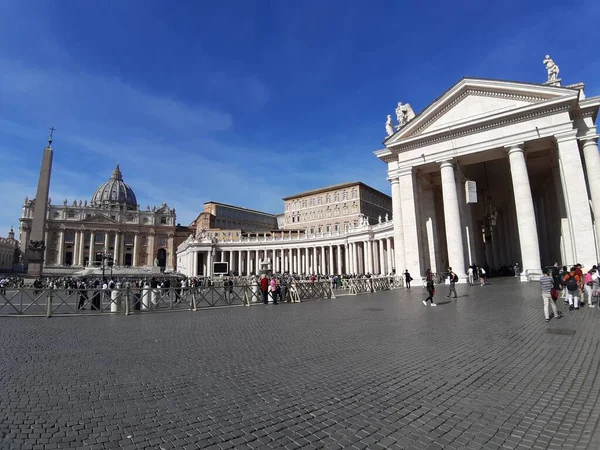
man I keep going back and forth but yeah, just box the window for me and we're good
[352,190,357,199]
[334,193,339,202]
[317,197,322,205]
[326,194,331,204]
[342,191,348,200]
[318,226,322,233]
[67,211,75,219]
[160,217,167,224]
[334,224,339,232]
[310,228,314,234]
[326,225,330,232]
[302,200,307,208]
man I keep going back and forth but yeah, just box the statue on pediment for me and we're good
[385,213,389,222]
[543,55,560,83]
[24,196,28,204]
[84,200,87,206]
[79,200,82,207]
[385,115,394,137]
[378,215,382,224]
[396,102,416,129]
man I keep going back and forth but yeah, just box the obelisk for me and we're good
[26,128,55,279]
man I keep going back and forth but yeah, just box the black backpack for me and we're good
[452,273,458,282]
[564,275,578,291]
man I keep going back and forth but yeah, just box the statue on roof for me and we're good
[395,102,416,129]
[543,55,560,84]
[385,115,394,137]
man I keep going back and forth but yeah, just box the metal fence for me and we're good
[0,280,335,317]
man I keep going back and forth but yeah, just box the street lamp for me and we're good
[98,252,113,280]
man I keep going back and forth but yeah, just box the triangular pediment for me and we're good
[385,78,579,145]
[80,214,120,224]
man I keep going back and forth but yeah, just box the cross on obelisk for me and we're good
[26,129,55,279]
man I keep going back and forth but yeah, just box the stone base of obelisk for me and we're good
[26,248,45,279]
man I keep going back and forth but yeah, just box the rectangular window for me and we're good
[67,211,75,219]
[161,217,167,224]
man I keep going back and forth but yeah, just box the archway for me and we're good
[156,248,167,270]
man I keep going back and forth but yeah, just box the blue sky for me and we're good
[1,0,599,235]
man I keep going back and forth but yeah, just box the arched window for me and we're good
[326,194,331,203]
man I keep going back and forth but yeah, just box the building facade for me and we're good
[19,165,178,272]
[0,227,19,271]
[281,182,392,234]
[377,72,600,281]
[189,201,278,235]
[178,63,600,281]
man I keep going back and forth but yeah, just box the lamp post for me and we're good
[99,252,113,280]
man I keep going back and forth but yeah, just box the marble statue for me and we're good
[154,258,159,267]
[84,200,87,206]
[396,102,416,128]
[378,215,382,224]
[543,55,560,82]
[385,213,389,222]
[385,115,394,136]
[78,200,82,206]
[24,196,28,204]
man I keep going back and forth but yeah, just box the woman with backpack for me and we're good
[563,266,582,311]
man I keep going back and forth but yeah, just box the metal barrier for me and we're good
[0,281,335,317]
[347,277,394,295]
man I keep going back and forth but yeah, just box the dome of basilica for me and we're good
[91,164,138,210]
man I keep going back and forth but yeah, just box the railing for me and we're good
[345,277,397,295]
[0,281,335,317]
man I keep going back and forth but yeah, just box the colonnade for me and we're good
[180,234,396,277]
[388,135,600,281]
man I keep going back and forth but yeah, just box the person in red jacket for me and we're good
[260,274,269,304]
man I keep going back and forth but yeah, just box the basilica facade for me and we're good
[19,165,178,272]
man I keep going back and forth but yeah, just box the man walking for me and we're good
[541,268,562,322]
[423,269,437,306]
[447,267,458,299]
[260,274,269,304]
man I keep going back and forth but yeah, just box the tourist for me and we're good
[467,265,474,286]
[77,279,88,310]
[560,265,569,303]
[540,268,562,322]
[583,267,596,308]
[446,267,458,299]
[514,262,521,278]
[563,266,581,311]
[260,274,269,304]
[404,269,412,289]
[422,269,436,306]
[91,279,101,310]
[269,276,279,304]
[479,266,486,286]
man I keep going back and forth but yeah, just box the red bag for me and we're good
[550,288,558,301]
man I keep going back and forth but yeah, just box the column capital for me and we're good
[439,160,454,169]
[504,142,525,154]
[554,130,578,144]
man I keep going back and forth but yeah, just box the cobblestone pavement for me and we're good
[1,278,599,450]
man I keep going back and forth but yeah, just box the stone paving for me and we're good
[1,278,599,450]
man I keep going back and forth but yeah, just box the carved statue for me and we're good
[396,102,416,129]
[78,200,82,207]
[84,200,87,206]
[154,258,159,267]
[48,198,51,206]
[543,55,560,82]
[63,199,67,206]
[27,240,46,250]
[24,196,28,204]
[378,215,382,224]
[385,213,389,222]
[385,115,394,136]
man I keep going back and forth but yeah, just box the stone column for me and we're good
[78,230,85,266]
[320,246,326,275]
[207,250,213,277]
[344,243,349,274]
[147,232,155,266]
[73,230,79,267]
[104,231,109,256]
[506,143,542,280]
[132,233,139,267]
[378,240,385,275]
[56,229,65,265]
[192,251,198,276]
[440,161,466,279]
[398,169,422,277]
[581,136,600,253]
[88,231,95,266]
[365,240,373,274]
[386,238,393,275]
[328,245,334,275]
[336,245,342,275]
[113,232,120,266]
[246,250,251,276]
[390,178,406,274]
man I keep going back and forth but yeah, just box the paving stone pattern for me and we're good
[1,278,599,450]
